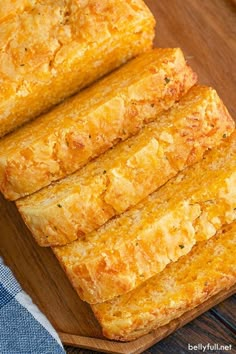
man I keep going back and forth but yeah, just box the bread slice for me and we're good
[53,131,236,303]
[17,86,235,246]
[92,222,236,341]
[0,0,155,137]
[0,48,196,201]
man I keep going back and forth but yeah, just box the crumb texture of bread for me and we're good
[0,48,197,200]
[17,86,235,246]
[92,222,236,341]
[0,0,155,137]
[53,132,236,303]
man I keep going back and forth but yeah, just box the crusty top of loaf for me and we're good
[17,85,233,207]
[0,48,180,154]
[0,0,154,112]
[91,221,236,340]
[54,130,236,262]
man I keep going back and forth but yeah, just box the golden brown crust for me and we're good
[91,222,236,341]
[0,0,155,137]
[53,132,236,303]
[0,48,196,200]
[17,85,235,246]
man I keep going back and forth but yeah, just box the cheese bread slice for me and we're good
[17,86,235,246]
[0,0,155,137]
[53,131,236,303]
[92,222,236,341]
[0,48,196,200]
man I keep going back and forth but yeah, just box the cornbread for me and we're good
[17,86,235,246]
[0,48,196,201]
[0,0,155,137]
[53,132,236,303]
[92,222,236,341]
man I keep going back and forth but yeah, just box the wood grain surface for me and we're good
[146,0,236,119]
[210,295,236,333]
[0,0,236,353]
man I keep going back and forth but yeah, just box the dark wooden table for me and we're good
[66,0,236,352]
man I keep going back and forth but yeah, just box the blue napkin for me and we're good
[0,258,65,354]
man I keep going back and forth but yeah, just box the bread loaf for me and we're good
[0,48,196,200]
[53,132,236,303]
[0,0,155,137]
[92,222,236,341]
[17,86,235,246]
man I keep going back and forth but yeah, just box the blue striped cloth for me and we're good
[0,258,65,354]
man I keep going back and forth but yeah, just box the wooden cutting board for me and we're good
[1,0,236,353]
